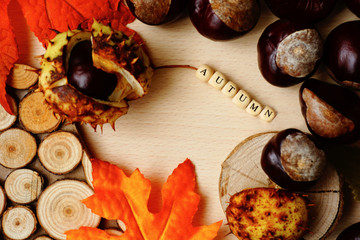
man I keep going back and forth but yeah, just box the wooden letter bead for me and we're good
[221,81,239,98]
[208,71,227,90]
[246,99,263,116]
[195,64,214,82]
[232,90,251,109]
[260,106,276,122]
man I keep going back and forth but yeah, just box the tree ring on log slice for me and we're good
[0,128,37,168]
[0,95,17,131]
[4,168,43,204]
[219,132,343,240]
[81,150,93,188]
[37,180,101,240]
[38,131,83,174]
[8,64,39,90]
[2,206,37,240]
[19,91,61,134]
[0,185,6,216]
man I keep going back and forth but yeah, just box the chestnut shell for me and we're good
[125,0,187,25]
[324,21,360,90]
[337,222,360,240]
[261,128,323,191]
[264,0,337,23]
[299,79,360,143]
[346,0,360,17]
[189,0,260,41]
[257,19,322,87]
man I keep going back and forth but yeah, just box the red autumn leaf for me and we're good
[0,0,19,115]
[66,158,222,240]
[17,0,136,46]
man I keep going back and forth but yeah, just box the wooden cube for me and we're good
[208,71,227,90]
[260,106,276,122]
[232,90,251,109]
[195,64,214,82]
[221,81,239,98]
[246,99,263,116]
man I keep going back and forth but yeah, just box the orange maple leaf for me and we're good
[0,0,19,115]
[66,158,222,240]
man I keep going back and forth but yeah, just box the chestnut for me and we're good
[324,21,360,90]
[261,128,327,191]
[299,79,360,144]
[337,222,360,240]
[258,19,323,87]
[346,0,360,17]
[125,0,187,25]
[67,40,118,101]
[264,0,337,23]
[189,0,260,40]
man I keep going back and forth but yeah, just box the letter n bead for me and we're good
[260,106,276,122]
[195,64,214,82]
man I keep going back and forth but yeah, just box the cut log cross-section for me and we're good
[38,131,83,174]
[19,91,61,134]
[5,169,43,204]
[8,64,39,90]
[0,95,17,131]
[219,132,343,240]
[37,180,101,240]
[0,128,37,169]
[0,185,6,216]
[2,206,37,240]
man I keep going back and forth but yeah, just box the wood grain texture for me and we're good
[7,0,360,239]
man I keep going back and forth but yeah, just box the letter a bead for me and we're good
[195,64,214,82]
[260,106,276,122]
[246,99,263,116]
[208,71,227,90]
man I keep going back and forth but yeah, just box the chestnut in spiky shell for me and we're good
[125,0,187,25]
[258,19,323,87]
[261,128,327,191]
[299,79,360,143]
[189,0,260,41]
[39,21,153,129]
[264,0,337,23]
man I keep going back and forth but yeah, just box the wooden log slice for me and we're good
[8,64,39,90]
[219,132,343,240]
[4,168,43,204]
[0,128,37,169]
[2,206,37,240]
[81,150,93,188]
[36,179,101,240]
[19,91,61,134]
[38,131,83,174]
[0,185,6,216]
[0,95,17,131]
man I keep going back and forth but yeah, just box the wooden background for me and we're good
[8,0,360,239]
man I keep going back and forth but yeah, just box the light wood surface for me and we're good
[8,0,360,239]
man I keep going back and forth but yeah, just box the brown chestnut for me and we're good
[261,128,327,191]
[258,19,323,87]
[189,0,260,40]
[299,79,360,143]
[264,0,337,23]
[337,222,360,240]
[324,21,360,90]
[125,0,187,25]
[346,0,360,17]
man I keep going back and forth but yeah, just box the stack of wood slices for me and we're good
[0,64,120,240]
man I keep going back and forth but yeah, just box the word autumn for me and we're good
[195,65,276,122]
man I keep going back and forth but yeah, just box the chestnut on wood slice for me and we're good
[189,0,260,40]
[264,0,337,23]
[337,222,360,240]
[258,19,323,87]
[346,0,360,17]
[219,132,343,240]
[324,21,360,90]
[299,79,360,143]
[125,0,187,25]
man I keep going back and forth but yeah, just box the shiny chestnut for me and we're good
[346,0,360,17]
[337,222,360,240]
[189,0,260,40]
[258,19,323,87]
[264,0,337,23]
[299,79,360,143]
[324,21,360,90]
[125,0,187,25]
[261,128,327,191]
